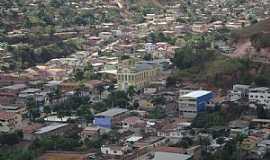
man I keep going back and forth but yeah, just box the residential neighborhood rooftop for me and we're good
[95,108,128,117]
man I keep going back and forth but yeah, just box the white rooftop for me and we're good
[181,90,212,98]
[154,152,192,160]
[35,123,67,134]
[95,108,128,117]
[44,115,78,122]
[98,70,117,75]
[126,136,143,142]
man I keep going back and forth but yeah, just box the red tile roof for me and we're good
[0,111,16,120]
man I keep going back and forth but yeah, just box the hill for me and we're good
[231,18,270,59]
[232,18,270,40]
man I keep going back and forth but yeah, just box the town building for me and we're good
[228,84,250,101]
[157,122,191,140]
[249,87,270,109]
[178,90,213,118]
[101,145,128,156]
[80,126,101,140]
[117,59,160,90]
[93,108,128,128]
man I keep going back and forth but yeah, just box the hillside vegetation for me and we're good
[232,18,270,40]
[171,32,270,88]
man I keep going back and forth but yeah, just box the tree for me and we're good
[43,105,51,115]
[180,137,193,148]
[143,54,152,61]
[105,91,129,108]
[191,112,225,128]
[83,63,97,80]
[216,137,225,145]
[91,102,107,113]
[73,68,84,81]
[0,130,23,146]
[166,76,178,87]
[26,97,40,120]
[172,137,193,148]
[127,86,136,98]
[151,96,166,106]
[76,104,93,123]
[0,149,36,160]
[256,104,268,119]
[96,85,105,100]
[148,107,166,119]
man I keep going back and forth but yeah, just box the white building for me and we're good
[145,43,156,53]
[178,90,213,118]
[101,145,128,156]
[228,84,250,101]
[249,87,270,109]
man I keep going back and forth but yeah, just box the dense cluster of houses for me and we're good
[1,0,270,160]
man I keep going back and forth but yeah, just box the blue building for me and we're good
[94,108,128,128]
[178,90,213,118]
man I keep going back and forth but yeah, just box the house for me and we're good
[249,87,270,109]
[228,84,250,101]
[98,32,112,40]
[178,90,214,118]
[133,136,166,148]
[122,116,145,130]
[0,83,27,94]
[153,152,192,160]
[44,80,62,92]
[145,43,156,53]
[101,145,128,156]
[241,136,261,151]
[157,122,191,140]
[80,126,101,140]
[18,88,41,101]
[0,73,29,86]
[229,120,249,137]
[94,108,128,128]
[84,80,107,99]
[0,104,26,115]
[0,111,22,132]
[251,119,270,129]
[192,23,208,33]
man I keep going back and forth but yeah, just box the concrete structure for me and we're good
[80,126,101,140]
[34,123,73,138]
[117,59,159,90]
[178,90,213,118]
[94,108,128,128]
[145,43,156,53]
[101,145,128,156]
[249,87,270,109]
[157,122,191,139]
[153,152,192,160]
[228,84,250,101]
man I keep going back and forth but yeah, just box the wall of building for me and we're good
[196,92,213,112]
[94,116,112,128]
